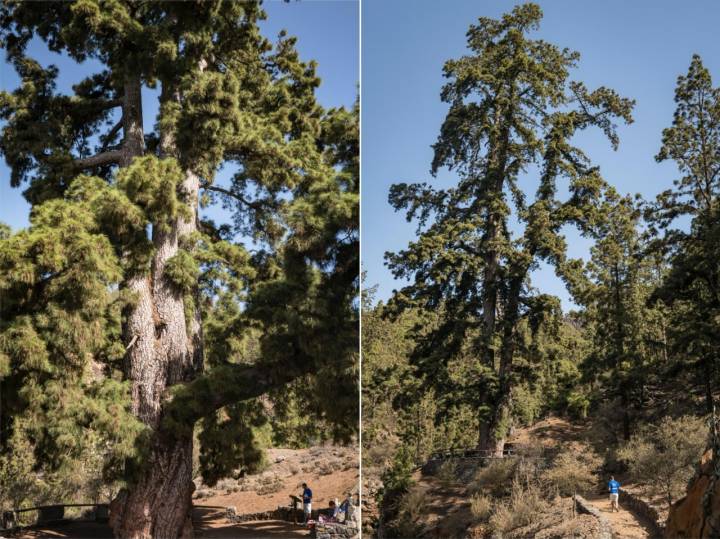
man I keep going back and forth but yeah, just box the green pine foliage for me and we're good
[367,11,720,533]
[384,2,633,451]
[0,0,357,517]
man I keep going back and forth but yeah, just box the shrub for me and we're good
[256,475,284,496]
[566,389,591,419]
[381,446,415,495]
[489,481,544,533]
[391,487,427,538]
[512,383,543,426]
[470,458,517,497]
[617,415,707,509]
[470,493,493,522]
[542,445,602,496]
[318,459,334,476]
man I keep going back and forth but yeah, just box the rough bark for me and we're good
[109,75,200,539]
[477,104,514,453]
[478,272,523,456]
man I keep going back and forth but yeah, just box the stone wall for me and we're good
[619,489,664,537]
[361,475,381,536]
[313,520,359,539]
[224,506,298,523]
[574,495,613,539]
[224,504,360,539]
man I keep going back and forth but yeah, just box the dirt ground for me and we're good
[11,510,312,539]
[389,417,659,539]
[11,446,357,539]
[199,446,359,513]
[194,507,309,538]
[507,415,590,447]
[411,471,475,538]
[584,493,654,539]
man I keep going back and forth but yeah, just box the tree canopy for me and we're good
[0,2,357,535]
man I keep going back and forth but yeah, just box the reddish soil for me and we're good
[511,417,653,539]
[194,507,309,538]
[584,494,653,539]
[200,447,359,513]
[12,446,357,539]
[508,416,589,447]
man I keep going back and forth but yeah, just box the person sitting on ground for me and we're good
[301,482,313,524]
[608,475,621,512]
[318,499,340,524]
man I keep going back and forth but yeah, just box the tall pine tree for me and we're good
[648,54,720,415]
[0,2,357,537]
[385,3,633,454]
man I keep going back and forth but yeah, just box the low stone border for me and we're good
[225,506,298,523]
[574,495,613,539]
[619,489,664,538]
[313,521,359,539]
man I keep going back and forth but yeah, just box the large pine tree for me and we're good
[648,54,720,415]
[385,3,633,454]
[0,2,358,537]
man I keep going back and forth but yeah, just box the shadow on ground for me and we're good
[194,506,309,538]
[12,506,309,539]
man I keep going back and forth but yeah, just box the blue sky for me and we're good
[362,0,720,310]
[0,0,358,232]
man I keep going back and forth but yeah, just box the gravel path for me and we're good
[584,494,654,539]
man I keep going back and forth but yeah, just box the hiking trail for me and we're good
[583,494,655,539]
[511,418,657,539]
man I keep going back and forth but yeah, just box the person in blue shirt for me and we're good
[301,483,313,523]
[608,476,621,512]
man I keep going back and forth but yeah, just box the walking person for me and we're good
[608,476,621,512]
[301,482,313,524]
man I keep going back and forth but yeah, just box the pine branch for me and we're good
[98,97,123,110]
[100,118,124,152]
[201,182,263,210]
[162,353,315,433]
[74,149,123,169]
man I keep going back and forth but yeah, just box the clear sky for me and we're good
[361,0,720,310]
[0,0,359,232]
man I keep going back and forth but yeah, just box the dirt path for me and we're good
[200,447,358,513]
[511,417,660,539]
[194,507,309,538]
[584,494,654,539]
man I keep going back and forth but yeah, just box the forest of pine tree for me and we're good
[363,4,719,538]
[0,2,358,538]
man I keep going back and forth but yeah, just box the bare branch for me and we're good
[201,182,263,210]
[74,149,123,169]
[100,118,124,152]
[99,97,123,109]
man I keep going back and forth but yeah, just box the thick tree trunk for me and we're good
[477,110,513,452]
[109,75,202,539]
[110,441,195,539]
[478,272,523,456]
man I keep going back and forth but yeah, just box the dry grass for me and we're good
[470,458,517,497]
[392,487,428,538]
[489,481,544,533]
[256,475,284,496]
[541,446,602,497]
[470,493,493,522]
